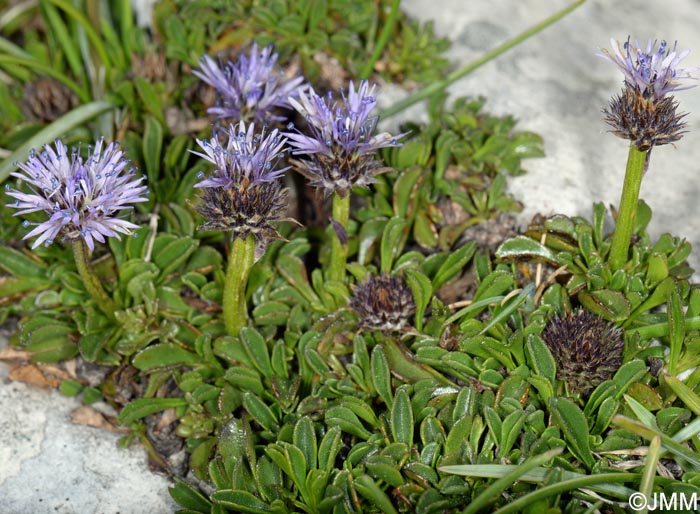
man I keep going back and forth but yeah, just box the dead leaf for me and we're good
[8,363,60,388]
[0,346,31,362]
[70,406,122,432]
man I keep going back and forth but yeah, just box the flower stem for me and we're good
[72,238,116,321]
[379,0,586,119]
[359,0,401,79]
[608,144,647,271]
[223,234,256,337]
[328,193,350,283]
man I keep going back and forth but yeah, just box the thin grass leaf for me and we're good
[623,394,658,429]
[0,55,89,102]
[439,464,637,499]
[490,473,640,514]
[41,0,88,88]
[638,436,661,514]
[663,375,700,415]
[612,415,700,469]
[46,0,111,76]
[0,100,114,184]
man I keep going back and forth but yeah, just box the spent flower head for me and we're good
[194,43,306,124]
[192,121,292,241]
[350,274,415,332]
[599,37,696,101]
[284,80,405,197]
[6,138,148,250]
[541,309,624,396]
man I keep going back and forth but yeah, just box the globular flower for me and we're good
[350,274,415,332]
[193,43,306,124]
[600,37,695,151]
[6,138,148,250]
[541,309,624,396]
[604,88,687,151]
[599,37,696,101]
[283,80,405,197]
[192,121,292,240]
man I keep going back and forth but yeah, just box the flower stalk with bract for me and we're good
[5,138,148,319]
[191,121,293,337]
[599,37,696,271]
[284,80,404,283]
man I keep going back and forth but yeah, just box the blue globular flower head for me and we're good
[283,80,404,197]
[191,121,293,240]
[6,139,148,250]
[600,37,695,150]
[599,37,696,101]
[193,43,306,124]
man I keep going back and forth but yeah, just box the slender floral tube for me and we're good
[223,234,256,337]
[608,144,646,271]
[72,239,117,320]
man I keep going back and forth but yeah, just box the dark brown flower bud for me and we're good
[541,309,624,395]
[350,274,415,332]
[604,87,687,151]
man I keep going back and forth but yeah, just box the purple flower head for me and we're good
[6,139,148,250]
[194,43,306,124]
[191,121,293,241]
[192,121,289,189]
[283,80,405,197]
[599,37,696,100]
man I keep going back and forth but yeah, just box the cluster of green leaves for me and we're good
[496,201,700,377]
[152,0,450,83]
[364,95,544,251]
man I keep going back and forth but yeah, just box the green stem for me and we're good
[379,334,453,386]
[223,234,256,337]
[72,238,116,321]
[359,0,401,79]
[328,193,350,283]
[608,144,647,271]
[379,0,586,119]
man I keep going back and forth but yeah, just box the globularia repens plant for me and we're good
[4,1,700,512]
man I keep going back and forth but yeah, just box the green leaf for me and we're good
[353,475,399,514]
[242,393,278,433]
[667,282,684,375]
[135,78,165,126]
[0,246,48,277]
[211,490,272,513]
[380,217,407,274]
[404,268,432,331]
[153,236,199,281]
[391,388,414,447]
[393,166,423,218]
[24,323,78,363]
[371,345,394,407]
[524,334,556,386]
[577,289,630,322]
[432,241,476,290]
[495,236,556,264]
[663,375,700,415]
[548,397,595,469]
[142,115,164,184]
[294,416,317,473]
[240,327,273,378]
[169,481,212,513]
[132,343,202,371]
[118,397,188,425]
[318,425,342,473]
